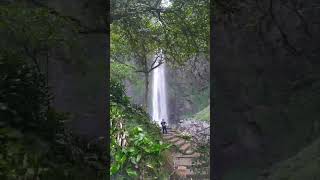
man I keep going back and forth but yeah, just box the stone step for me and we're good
[167,129,175,132]
[167,130,176,133]
[177,168,194,175]
[168,137,181,143]
[174,139,186,147]
[175,166,191,177]
[186,174,210,179]
[177,165,187,170]
[179,143,191,153]
[163,134,176,139]
[184,149,194,155]
[164,132,177,136]
[169,131,177,134]
[174,159,208,169]
[175,152,201,158]
[164,127,209,179]
[167,133,178,137]
[174,157,193,166]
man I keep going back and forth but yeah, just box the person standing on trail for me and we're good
[161,119,167,134]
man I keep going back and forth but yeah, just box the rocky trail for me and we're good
[163,127,210,179]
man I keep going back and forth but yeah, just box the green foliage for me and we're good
[0,2,107,180]
[0,14,105,180]
[110,104,171,178]
[110,23,133,63]
[0,4,66,50]
[111,16,161,68]
[110,78,130,106]
[110,77,171,179]
[193,105,210,121]
[111,0,210,113]
[111,0,209,70]
[0,53,50,134]
[111,0,209,65]
[110,124,170,178]
[0,51,107,179]
[110,61,136,82]
[111,0,161,21]
[0,127,49,180]
[159,0,209,65]
[0,125,108,180]
[0,3,86,70]
[191,144,210,178]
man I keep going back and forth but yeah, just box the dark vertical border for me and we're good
[106,0,111,178]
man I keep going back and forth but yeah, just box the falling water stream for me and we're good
[151,52,169,126]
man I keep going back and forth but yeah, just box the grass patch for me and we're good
[192,106,210,121]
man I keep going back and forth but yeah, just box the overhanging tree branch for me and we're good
[148,61,163,73]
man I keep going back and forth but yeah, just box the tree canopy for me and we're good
[111,0,209,67]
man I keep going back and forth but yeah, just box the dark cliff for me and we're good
[213,0,320,179]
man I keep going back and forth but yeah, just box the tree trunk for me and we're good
[144,72,149,111]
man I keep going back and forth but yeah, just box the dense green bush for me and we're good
[110,78,171,179]
[110,78,130,106]
[0,53,57,136]
[0,53,107,180]
[110,104,171,179]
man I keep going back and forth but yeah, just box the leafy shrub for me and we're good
[110,78,130,106]
[110,78,171,179]
[0,53,107,180]
[110,124,170,179]
[0,53,50,133]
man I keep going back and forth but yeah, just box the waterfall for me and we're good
[151,52,169,126]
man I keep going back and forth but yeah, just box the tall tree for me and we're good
[111,0,209,110]
[111,16,164,109]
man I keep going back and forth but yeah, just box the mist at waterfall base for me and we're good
[151,55,169,127]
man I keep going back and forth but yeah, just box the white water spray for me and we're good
[151,51,169,126]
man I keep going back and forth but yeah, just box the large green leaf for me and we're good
[126,168,138,177]
[136,154,142,163]
[110,163,120,175]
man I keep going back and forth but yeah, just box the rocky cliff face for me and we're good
[124,58,210,124]
[176,119,210,144]
[166,59,210,124]
[213,0,320,179]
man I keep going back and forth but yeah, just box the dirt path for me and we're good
[163,128,209,179]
